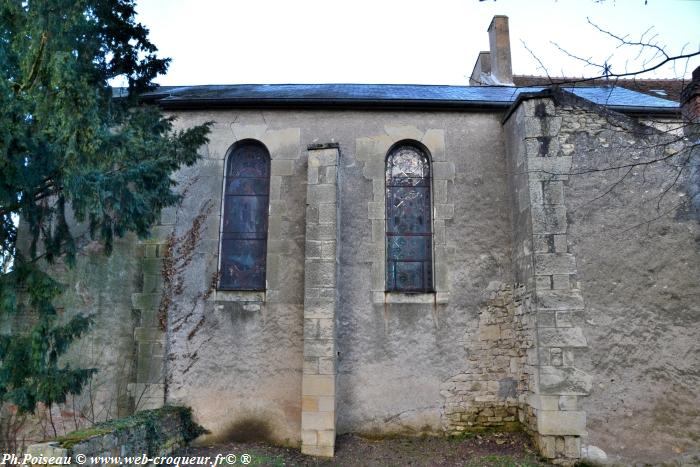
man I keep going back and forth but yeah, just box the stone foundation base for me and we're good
[533,434,582,465]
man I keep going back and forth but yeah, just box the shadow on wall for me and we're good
[202,417,274,444]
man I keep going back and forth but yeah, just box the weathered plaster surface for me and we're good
[162,112,305,446]
[65,239,141,418]
[156,110,513,443]
[558,99,700,463]
[336,113,513,436]
[9,232,141,442]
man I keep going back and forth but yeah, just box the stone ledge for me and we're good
[372,291,449,305]
[210,290,265,302]
[307,142,340,150]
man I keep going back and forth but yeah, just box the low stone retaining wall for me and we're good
[23,406,205,466]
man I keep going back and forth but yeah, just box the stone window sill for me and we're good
[372,291,449,305]
[211,290,265,302]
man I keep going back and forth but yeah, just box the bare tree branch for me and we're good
[532,18,699,86]
[521,39,553,84]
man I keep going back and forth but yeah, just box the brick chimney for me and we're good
[681,66,700,138]
[469,16,513,86]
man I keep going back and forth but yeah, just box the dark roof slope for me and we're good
[132,83,679,114]
[513,75,687,102]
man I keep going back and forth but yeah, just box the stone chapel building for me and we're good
[53,16,699,465]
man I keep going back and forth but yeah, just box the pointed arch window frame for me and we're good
[218,139,271,291]
[385,140,434,293]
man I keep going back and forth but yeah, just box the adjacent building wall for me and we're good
[505,88,700,464]
[556,93,700,463]
[9,225,141,444]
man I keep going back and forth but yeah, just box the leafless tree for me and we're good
[531,18,699,85]
[518,17,700,234]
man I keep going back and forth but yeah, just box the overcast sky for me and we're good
[135,0,700,86]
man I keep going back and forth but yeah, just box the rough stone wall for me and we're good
[61,239,142,420]
[556,93,700,463]
[7,232,141,445]
[440,283,526,434]
[23,406,199,466]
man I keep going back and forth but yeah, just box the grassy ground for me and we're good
[176,431,552,466]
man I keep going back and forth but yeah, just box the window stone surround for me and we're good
[356,125,454,304]
[208,123,302,307]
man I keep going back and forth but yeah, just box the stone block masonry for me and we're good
[504,92,593,465]
[301,144,340,457]
[129,235,167,411]
[23,406,205,467]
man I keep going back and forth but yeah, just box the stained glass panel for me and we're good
[220,239,266,290]
[225,177,268,196]
[220,141,270,290]
[227,143,270,178]
[387,187,431,234]
[223,195,268,234]
[387,236,430,261]
[388,261,429,293]
[386,144,433,292]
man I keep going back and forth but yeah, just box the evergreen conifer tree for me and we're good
[0,0,210,426]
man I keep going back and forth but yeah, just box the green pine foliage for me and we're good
[0,0,210,415]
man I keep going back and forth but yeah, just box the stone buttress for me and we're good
[300,143,341,457]
[504,92,593,464]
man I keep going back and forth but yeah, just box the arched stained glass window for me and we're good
[385,143,433,292]
[219,140,270,290]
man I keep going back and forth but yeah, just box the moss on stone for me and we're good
[57,427,114,448]
[448,422,523,442]
[56,405,206,450]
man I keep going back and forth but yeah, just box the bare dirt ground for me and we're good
[176,431,552,466]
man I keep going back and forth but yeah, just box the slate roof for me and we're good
[513,75,687,102]
[131,83,679,114]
